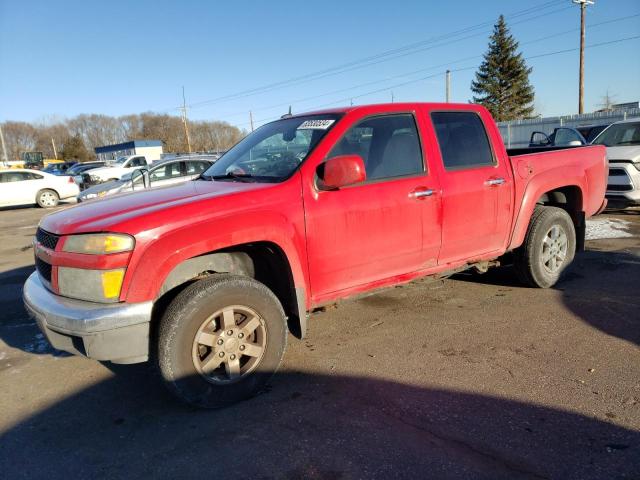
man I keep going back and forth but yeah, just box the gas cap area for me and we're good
[517,160,534,179]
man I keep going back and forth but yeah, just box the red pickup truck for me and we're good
[24,103,607,407]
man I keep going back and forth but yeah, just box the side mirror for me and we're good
[319,155,366,190]
[131,168,150,190]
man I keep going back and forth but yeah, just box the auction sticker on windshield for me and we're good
[298,119,335,130]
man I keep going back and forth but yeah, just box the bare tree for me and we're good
[597,89,617,111]
[1,113,245,160]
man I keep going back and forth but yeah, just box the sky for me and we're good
[1,0,639,129]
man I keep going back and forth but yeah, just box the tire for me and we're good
[36,189,59,208]
[157,274,287,408]
[514,206,576,288]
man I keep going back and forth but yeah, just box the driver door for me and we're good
[303,113,441,298]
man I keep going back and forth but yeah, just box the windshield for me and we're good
[592,122,640,147]
[108,156,128,165]
[201,114,341,182]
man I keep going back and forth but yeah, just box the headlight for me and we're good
[83,193,97,199]
[58,267,125,302]
[62,233,134,254]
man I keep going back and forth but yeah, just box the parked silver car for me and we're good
[77,157,212,202]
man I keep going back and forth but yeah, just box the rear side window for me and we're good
[329,114,423,181]
[150,162,181,181]
[431,112,494,170]
[1,172,33,182]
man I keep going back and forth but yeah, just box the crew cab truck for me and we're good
[83,155,151,185]
[23,103,607,408]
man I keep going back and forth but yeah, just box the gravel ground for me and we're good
[0,205,638,480]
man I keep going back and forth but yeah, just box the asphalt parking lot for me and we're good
[0,205,638,480]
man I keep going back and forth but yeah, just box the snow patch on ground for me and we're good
[586,218,633,240]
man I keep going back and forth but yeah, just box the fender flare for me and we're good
[508,168,586,250]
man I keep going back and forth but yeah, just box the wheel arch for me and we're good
[509,179,586,251]
[155,242,308,339]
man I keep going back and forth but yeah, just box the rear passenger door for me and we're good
[430,110,513,263]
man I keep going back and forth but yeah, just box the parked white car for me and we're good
[83,155,151,185]
[0,169,80,208]
[592,119,640,209]
[77,157,212,202]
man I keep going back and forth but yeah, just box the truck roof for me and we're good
[296,102,482,117]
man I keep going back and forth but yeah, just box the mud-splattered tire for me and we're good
[514,206,576,288]
[36,189,59,208]
[157,274,287,408]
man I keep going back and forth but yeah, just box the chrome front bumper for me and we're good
[23,272,153,364]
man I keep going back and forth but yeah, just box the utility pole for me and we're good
[0,123,8,165]
[445,70,451,103]
[51,138,58,159]
[180,86,192,153]
[391,91,395,103]
[249,111,254,132]
[573,0,594,114]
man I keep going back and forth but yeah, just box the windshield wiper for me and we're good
[209,172,257,182]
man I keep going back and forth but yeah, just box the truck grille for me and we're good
[608,184,633,192]
[35,257,52,283]
[36,228,59,250]
[607,168,634,193]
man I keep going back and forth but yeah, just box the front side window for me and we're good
[202,114,341,182]
[592,122,640,147]
[554,128,583,146]
[130,157,146,167]
[431,111,494,170]
[186,161,209,175]
[328,114,423,181]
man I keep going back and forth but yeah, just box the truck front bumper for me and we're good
[23,272,153,364]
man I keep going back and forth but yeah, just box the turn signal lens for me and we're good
[101,269,125,299]
[62,234,134,254]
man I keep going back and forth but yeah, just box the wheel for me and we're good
[514,206,576,288]
[157,274,287,408]
[36,189,59,208]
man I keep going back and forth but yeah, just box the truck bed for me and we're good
[506,145,585,157]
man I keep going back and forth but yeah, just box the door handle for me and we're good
[484,177,506,187]
[409,188,434,199]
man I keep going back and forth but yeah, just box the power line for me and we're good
[161,1,566,112]
[236,34,640,130]
[187,8,637,124]
[213,13,638,123]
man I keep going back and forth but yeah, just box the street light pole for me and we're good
[573,0,594,114]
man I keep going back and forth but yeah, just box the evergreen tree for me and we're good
[471,15,534,121]
[61,134,92,162]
